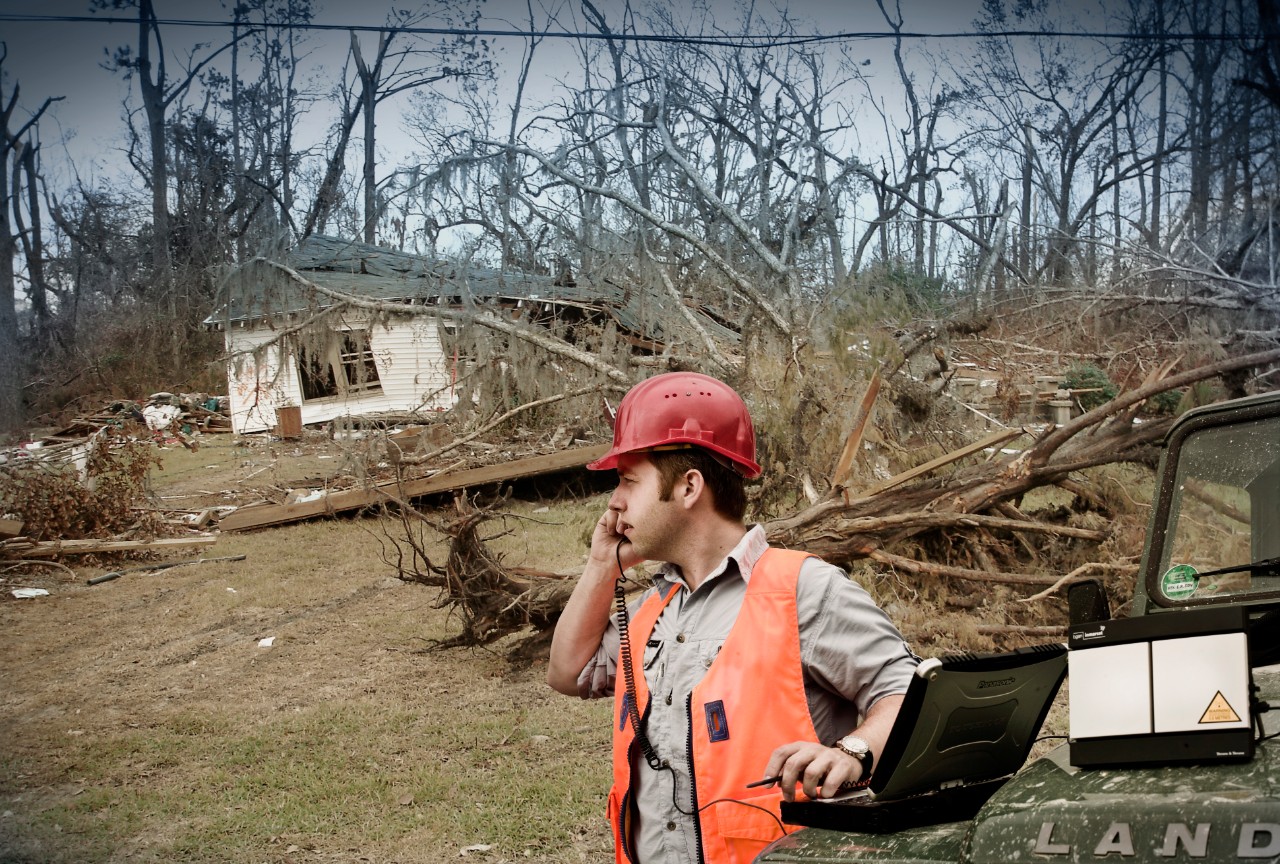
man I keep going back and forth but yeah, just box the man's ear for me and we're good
[679,469,705,510]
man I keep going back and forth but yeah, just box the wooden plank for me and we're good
[220,443,610,532]
[857,427,1027,498]
[6,536,219,558]
[0,517,24,538]
[831,367,882,491]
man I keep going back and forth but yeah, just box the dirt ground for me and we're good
[0,433,615,863]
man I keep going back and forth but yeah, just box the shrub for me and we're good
[1063,363,1118,411]
[0,425,164,541]
[1147,388,1184,416]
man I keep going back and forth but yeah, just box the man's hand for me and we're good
[762,741,866,801]
[589,507,641,575]
[547,506,646,695]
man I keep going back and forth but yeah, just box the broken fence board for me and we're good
[7,535,219,558]
[220,443,610,532]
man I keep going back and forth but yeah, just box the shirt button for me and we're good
[661,758,670,768]
[676,633,686,643]
[666,821,677,831]
[665,694,672,705]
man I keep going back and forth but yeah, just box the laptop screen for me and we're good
[872,643,1068,801]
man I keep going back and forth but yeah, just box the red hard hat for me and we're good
[587,372,761,478]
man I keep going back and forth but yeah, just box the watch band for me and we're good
[835,736,874,776]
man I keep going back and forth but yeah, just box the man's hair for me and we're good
[649,447,747,522]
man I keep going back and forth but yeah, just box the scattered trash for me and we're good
[142,403,183,432]
[460,845,493,856]
[10,588,49,598]
[258,636,275,648]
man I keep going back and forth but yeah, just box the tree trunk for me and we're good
[13,143,49,350]
[0,159,18,433]
[1019,124,1034,279]
[350,31,384,246]
[135,0,179,374]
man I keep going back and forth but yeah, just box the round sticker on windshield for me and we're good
[1161,564,1199,600]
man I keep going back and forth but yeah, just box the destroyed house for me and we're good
[206,236,738,434]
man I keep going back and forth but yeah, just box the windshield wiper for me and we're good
[1192,556,1280,580]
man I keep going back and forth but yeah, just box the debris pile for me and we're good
[0,401,229,562]
[29,393,231,450]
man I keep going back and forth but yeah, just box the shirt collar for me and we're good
[651,524,769,592]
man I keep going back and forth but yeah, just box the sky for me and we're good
[0,0,993,186]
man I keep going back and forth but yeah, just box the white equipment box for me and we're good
[1068,605,1253,767]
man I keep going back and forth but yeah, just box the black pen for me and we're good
[746,775,782,788]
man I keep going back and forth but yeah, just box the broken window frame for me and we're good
[439,322,477,392]
[297,329,382,402]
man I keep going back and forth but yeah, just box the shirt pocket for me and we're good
[693,638,726,672]
[642,639,664,673]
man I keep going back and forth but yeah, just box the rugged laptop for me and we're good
[780,643,1068,834]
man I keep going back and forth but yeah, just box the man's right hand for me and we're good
[547,507,644,695]
[589,508,642,576]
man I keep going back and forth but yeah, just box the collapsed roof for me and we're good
[206,235,741,355]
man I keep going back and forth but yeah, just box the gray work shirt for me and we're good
[574,525,918,864]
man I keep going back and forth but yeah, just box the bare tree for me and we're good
[228,0,315,253]
[98,0,247,372]
[0,45,60,433]
[969,0,1166,285]
[336,4,491,246]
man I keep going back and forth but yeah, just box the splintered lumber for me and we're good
[830,367,882,490]
[857,426,1027,498]
[5,535,219,558]
[220,443,610,532]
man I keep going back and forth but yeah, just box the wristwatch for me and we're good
[835,735,874,777]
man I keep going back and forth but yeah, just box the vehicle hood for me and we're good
[756,665,1279,863]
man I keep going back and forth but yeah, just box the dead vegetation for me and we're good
[0,423,166,544]
[369,319,1279,657]
[5,296,1279,662]
[384,493,577,652]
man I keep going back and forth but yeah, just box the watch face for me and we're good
[840,736,869,756]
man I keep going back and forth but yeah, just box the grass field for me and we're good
[1,434,615,863]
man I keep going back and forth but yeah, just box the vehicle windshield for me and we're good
[1154,411,1280,605]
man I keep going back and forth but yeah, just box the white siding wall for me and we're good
[224,312,452,434]
[224,327,291,434]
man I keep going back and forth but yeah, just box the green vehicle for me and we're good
[756,390,1280,863]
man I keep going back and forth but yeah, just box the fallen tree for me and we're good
[386,347,1280,651]
[383,490,577,649]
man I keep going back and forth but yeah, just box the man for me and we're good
[547,372,917,864]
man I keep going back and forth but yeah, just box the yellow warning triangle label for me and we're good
[1199,691,1241,724]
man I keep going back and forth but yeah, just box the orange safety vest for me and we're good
[607,548,819,864]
